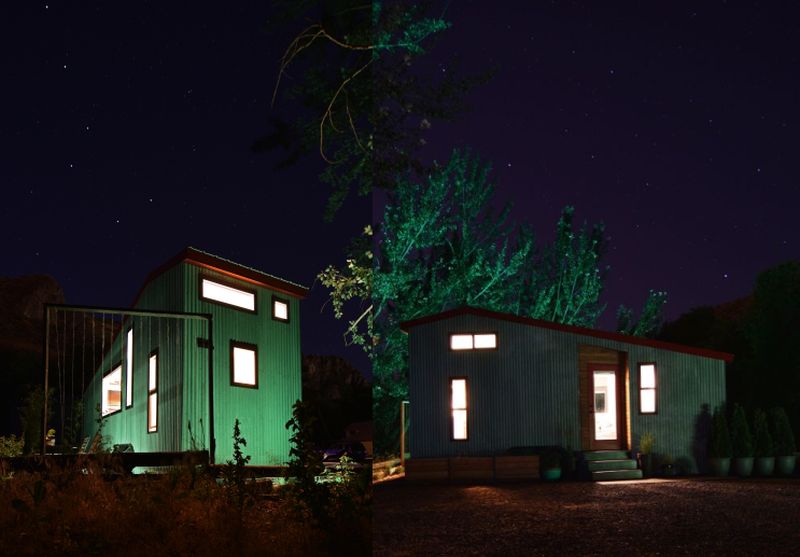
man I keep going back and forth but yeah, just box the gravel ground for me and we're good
[374,477,800,556]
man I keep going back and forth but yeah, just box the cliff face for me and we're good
[0,275,65,352]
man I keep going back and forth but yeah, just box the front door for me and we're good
[589,364,623,450]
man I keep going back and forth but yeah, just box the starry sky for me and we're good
[2,3,370,373]
[422,1,799,329]
[2,2,798,374]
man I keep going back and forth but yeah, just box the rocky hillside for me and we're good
[0,275,65,352]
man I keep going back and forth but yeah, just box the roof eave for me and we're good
[400,306,734,363]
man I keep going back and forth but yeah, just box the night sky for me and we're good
[2,2,798,374]
[2,3,370,373]
[423,2,799,329]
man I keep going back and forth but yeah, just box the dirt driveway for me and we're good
[374,477,800,556]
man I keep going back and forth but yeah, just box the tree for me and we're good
[743,261,800,431]
[321,150,661,454]
[260,1,485,220]
[617,290,668,338]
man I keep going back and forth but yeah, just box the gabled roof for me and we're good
[400,306,734,363]
[133,247,309,305]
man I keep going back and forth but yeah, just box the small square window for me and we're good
[231,341,258,388]
[450,334,473,350]
[272,296,289,322]
[473,334,497,349]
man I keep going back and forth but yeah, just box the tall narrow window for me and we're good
[639,363,657,414]
[125,328,133,408]
[102,365,122,416]
[230,341,258,388]
[451,378,468,440]
[147,350,158,432]
[200,278,256,312]
[272,295,289,322]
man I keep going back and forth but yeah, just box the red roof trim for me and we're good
[131,247,308,308]
[400,306,734,363]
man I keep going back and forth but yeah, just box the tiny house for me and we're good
[401,306,733,478]
[82,247,307,466]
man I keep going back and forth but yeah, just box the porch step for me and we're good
[582,450,629,461]
[587,459,637,472]
[591,469,643,481]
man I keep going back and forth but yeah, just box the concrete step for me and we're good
[591,468,644,481]
[583,450,629,461]
[587,459,638,472]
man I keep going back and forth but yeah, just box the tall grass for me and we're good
[0,460,330,556]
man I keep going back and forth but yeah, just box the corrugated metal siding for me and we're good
[408,313,725,472]
[82,265,187,453]
[82,260,302,466]
[182,264,301,466]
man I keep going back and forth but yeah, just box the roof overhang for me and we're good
[400,306,734,363]
[133,247,309,306]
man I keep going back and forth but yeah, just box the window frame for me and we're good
[450,376,469,441]
[271,294,290,323]
[147,349,158,433]
[199,275,258,314]
[230,340,259,389]
[638,362,658,415]
[101,362,123,417]
[448,332,498,352]
[125,327,134,408]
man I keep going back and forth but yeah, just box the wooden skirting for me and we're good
[406,455,540,482]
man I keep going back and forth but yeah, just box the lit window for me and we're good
[451,378,468,440]
[102,365,122,416]
[272,296,289,322]
[449,333,497,351]
[201,278,255,312]
[639,363,657,414]
[231,341,258,387]
[450,334,473,350]
[148,351,158,432]
[473,334,497,349]
[125,328,133,408]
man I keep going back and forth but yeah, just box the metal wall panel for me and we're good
[408,313,726,472]
[82,264,187,454]
[82,261,303,467]
[182,264,302,466]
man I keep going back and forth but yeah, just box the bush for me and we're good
[730,403,753,458]
[0,434,24,458]
[639,432,655,454]
[709,404,732,458]
[753,409,773,458]
[770,407,797,456]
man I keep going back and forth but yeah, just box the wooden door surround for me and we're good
[579,345,629,451]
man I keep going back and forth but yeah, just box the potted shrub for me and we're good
[540,449,562,481]
[770,407,797,476]
[708,404,732,476]
[753,409,775,476]
[637,432,655,477]
[730,403,754,477]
